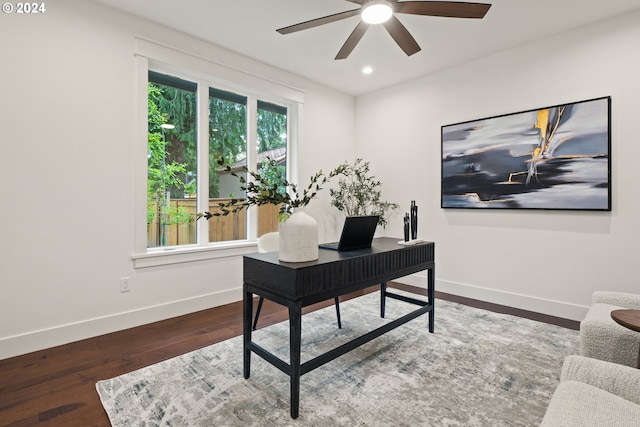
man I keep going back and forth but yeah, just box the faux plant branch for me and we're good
[198,156,345,222]
[330,158,399,228]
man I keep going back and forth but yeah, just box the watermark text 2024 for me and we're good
[2,3,46,14]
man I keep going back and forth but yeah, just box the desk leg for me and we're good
[380,282,387,318]
[289,301,302,419]
[243,285,253,379]
[428,266,435,333]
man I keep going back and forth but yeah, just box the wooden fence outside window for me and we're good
[147,198,280,247]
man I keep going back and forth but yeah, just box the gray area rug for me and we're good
[96,290,579,426]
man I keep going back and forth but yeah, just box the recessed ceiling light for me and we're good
[361,0,393,25]
[362,66,374,75]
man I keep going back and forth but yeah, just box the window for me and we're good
[133,38,303,266]
[256,101,288,235]
[147,72,197,247]
[146,70,289,249]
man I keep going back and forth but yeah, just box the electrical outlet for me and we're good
[120,277,131,293]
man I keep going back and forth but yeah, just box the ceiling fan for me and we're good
[276,0,492,60]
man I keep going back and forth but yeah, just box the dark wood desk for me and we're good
[611,309,640,368]
[242,237,435,418]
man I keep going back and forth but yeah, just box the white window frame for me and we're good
[132,36,303,268]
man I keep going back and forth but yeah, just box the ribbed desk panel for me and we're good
[243,238,434,302]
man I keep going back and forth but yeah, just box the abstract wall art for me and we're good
[441,96,611,210]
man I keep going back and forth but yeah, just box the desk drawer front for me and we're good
[294,243,433,298]
[243,242,434,300]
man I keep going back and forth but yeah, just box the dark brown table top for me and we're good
[611,309,640,333]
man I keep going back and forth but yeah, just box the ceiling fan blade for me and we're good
[394,1,491,19]
[383,16,421,56]
[335,21,369,60]
[344,0,364,3]
[277,9,361,34]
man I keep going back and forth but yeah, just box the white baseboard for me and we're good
[2,276,589,360]
[0,287,242,361]
[395,273,588,322]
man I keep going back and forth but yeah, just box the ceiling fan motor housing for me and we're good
[361,0,394,24]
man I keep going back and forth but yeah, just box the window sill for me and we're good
[132,241,258,269]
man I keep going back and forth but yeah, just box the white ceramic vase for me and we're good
[278,209,319,262]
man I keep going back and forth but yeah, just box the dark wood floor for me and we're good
[0,283,578,427]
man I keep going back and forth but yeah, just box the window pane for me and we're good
[209,88,248,242]
[147,72,197,248]
[257,101,287,236]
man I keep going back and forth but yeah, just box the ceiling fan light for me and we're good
[361,1,393,25]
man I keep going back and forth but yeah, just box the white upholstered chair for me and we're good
[541,355,640,426]
[579,291,640,368]
[257,231,279,253]
[253,232,342,330]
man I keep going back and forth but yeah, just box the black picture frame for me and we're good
[441,96,611,210]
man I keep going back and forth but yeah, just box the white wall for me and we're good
[0,0,355,359]
[3,2,637,361]
[357,11,640,320]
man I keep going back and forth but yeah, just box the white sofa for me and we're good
[580,291,640,368]
[541,355,640,426]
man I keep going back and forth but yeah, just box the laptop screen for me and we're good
[320,215,379,251]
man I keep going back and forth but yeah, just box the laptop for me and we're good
[319,215,379,251]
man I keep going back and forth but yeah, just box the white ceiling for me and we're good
[91,0,640,96]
